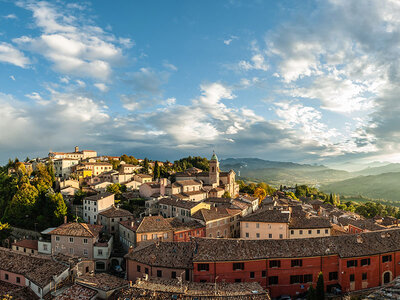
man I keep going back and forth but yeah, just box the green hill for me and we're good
[321,172,400,202]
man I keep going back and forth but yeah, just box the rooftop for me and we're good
[55,284,97,300]
[191,206,241,223]
[136,215,173,233]
[289,214,332,229]
[98,205,133,218]
[12,239,38,250]
[49,222,103,237]
[338,217,386,231]
[0,247,69,288]
[240,208,290,223]
[76,273,128,291]
[85,192,114,201]
[364,276,400,299]
[158,197,200,210]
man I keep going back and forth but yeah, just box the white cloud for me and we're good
[0,42,30,68]
[94,83,109,92]
[223,35,238,45]
[163,61,178,71]
[14,1,127,81]
[3,14,17,20]
[238,54,268,71]
[9,75,15,81]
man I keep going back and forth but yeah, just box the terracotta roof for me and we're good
[158,198,200,210]
[49,222,103,237]
[182,190,207,196]
[167,218,205,231]
[136,216,173,233]
[0,281,39,300]
[135,174,152,178]
[192,206,241,223]
[76,273,128,292]
[55,284,98,300]
[82,162,112,166]
[144,182,160,188]
[0,247,69,288]
[125,241,194,269]
[12,239,38,250]
[85,192,114,201]
[119,220,140,231]
[174,179,202,186]
[98,206,133,218]
[338,217,386,231]
[289,215,331,229]
[240,208,290,223]
[364,276,400,299]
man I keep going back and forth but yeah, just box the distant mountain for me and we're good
[352,163,400,176]
[321,172,400,202]
[220,158,352,186]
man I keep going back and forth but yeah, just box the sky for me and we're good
[0,0,400,167]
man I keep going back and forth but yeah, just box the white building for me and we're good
[83,192,115,224]
[54,158,79,179]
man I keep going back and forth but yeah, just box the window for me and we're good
[291,230,294,235]
[56,236,60,241]
[69,248,74,254]
[325,229,329,234]
[256,233,260,238]
[5,274,9,280]
[163,233,168,239]
[83,249,88,256]
[172,271,177,279]
[16,246,19,250]
[362,273,367,280]
[245,232,249,238]
[142,235,147,241]
[350,274,355,282]
[233,262,244,270]
[269,260,281,268]
[98,249,103,255]
[299,230,303,235]
[383,255,392,263]
[347,260,358,268]
[317,230,320,234]
[246,223,249,228]
[291,259,302,267]
[304,274,313,283]
[250,272,255,278]
[179,233,183,238]
[361,258,371,266]
[83,238,88,244]
[16,277,20,283]
[43,244,48,251]
[137,265,141,272]
[262,270,266,277]
[290,275,303,284]
[268,276,278,285]
[145,268,149,274]
[308,230,312,234]
[198,264,209,271]
[329,272,338,281]
[69,237,74,243]
[256,223,260,228]
[235,279,241,283]
[268,234,272,238]
[157,270,162,277]
[279,234,283,239]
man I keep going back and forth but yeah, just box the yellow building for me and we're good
[77,169,93,179]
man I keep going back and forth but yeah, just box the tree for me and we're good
[254,187,267,204]
[53,193,67,223]
[0,222,11,241]
[306,286,316,300]
[279,185,283,192]
[316,272,324,300]
[153,161,161,179]
[107,183,122,195]
[222,191,231,198]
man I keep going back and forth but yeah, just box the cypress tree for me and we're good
[316,272,324,300]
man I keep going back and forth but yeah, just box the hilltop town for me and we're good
[0,147,400,299]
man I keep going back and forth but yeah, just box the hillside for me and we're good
[220,158,352,186]
[321,172,400,202]
[352,163,400,176]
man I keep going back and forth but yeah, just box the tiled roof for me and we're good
[289,215,331,229]
[48,222,103,237]
[192,206,241,223]
[167,218,205,231]
[364,276,400,299]
[0,247,69,288]
[240,208,290,223]
[119,220,140,231]
[12,239,38,250]
[136,216,173,233]
[98,206,133,218]
[85,192,114,201]
[0,281,39,300]
[55,284,98,300]
[135,174,153,178]
[174,179,202,186]
[158,197,200,209]
[338,217,386,231]
[125,241,194,269]
[76,273,128,292]
[182,190,207,196]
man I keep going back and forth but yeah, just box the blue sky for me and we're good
[0,0,399,167]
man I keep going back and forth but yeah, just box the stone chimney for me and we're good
[64,215,67,224]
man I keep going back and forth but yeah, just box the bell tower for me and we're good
[209,151,220,187]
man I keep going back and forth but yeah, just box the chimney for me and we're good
[356,235,363,243]
[64,215,67,224]
[74,146,79,153]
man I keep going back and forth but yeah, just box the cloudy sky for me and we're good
[0,0,399,166]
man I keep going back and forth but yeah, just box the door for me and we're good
[384,272,391,284]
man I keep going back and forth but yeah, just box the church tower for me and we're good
[209,151,220,187]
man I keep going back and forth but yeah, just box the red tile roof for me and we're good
[48,222,103,237]
[12,239,38,250]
